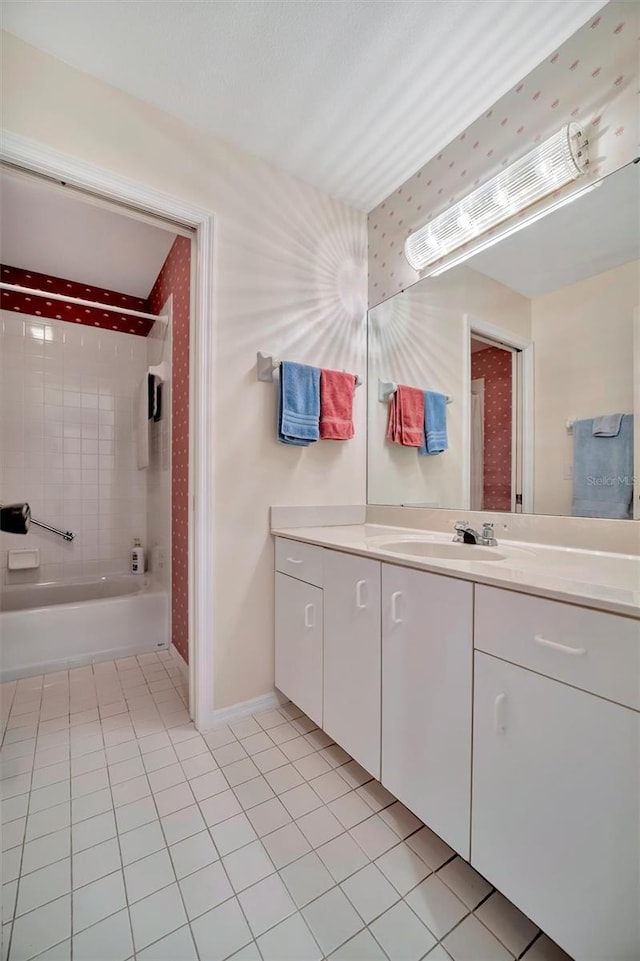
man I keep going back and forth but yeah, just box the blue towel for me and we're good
[278,361,320,446]
[572,414,634,519]
[592,413,623,437]
[419,391,448,456]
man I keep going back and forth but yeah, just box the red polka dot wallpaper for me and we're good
[1,264,153,335]
[148,236,192,664]
[471,346,513,512]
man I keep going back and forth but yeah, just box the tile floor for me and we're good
[1,653,574,961]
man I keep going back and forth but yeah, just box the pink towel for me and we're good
[319,369,356,440]
[387,385,425,447]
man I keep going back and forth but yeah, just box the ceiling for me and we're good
[470,160,640,298]
[1,0,606,211]
[0,173,177,297]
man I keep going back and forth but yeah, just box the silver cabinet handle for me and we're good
[534,634,586,656]
[390,591,403,624]
[287,557,303,565]
[304,603,315,629]
[494,693,507,735]
[356,580,367,609]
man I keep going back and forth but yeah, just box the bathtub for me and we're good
[0,575,169,681]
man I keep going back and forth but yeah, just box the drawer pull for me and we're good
[534,634,586,656]
[304,603,315,629]
[286,557,303,565]
[391,591,403,625]
[494,693,507,735]
[356,580,367,610]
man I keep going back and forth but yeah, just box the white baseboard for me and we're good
[170,644,189,679]
[198,690,283,732]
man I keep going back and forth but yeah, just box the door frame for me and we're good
[1,130,216,730]
[464,314,534,513]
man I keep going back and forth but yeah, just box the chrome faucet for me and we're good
[453,520,498,547]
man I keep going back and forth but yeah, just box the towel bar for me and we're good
[378,379,452,403]
[257,352,362,386]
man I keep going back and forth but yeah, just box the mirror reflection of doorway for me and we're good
[470,336,519,511]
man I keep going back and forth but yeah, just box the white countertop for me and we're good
[271,523,640,619]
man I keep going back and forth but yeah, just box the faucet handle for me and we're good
[481,522,498,546]
[481,522,494,535]
[454,519,471,530]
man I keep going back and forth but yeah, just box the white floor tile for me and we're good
[210,813,257,856]
[406,826,455,871]
[379,801,422,840]
[317,833,369,883]
[318,745,350,769]
[203,727,236,751]
[26,801,71,841]
[142,746,178,773]
[191,897,253,961]
[8,894,70,961]
[71,750,106,778]
[189,769,228,801]
[148,763,186,794]
[405,875,469,939]
[280,738,316,763]
[370,900,437,961]
[475,891,539,957]
[309,771,351,804]
[173,735,208,761]
[257,911,322,961]
[246,797,291,837]
[179,861,233,920]
[159,804,206,844]
[111,774,151,808]
[119,820,166,866]
[262,822,312,869]
[153,781,194,817]
[29,783,69,815]
[329,792,375,830]
[521,933,574,961]
[302,886,364,956]
[72,837,121,888]
[21,829,70,876]
[70,769,108,799]
[349,816,398,861]
[264,764,304,795]
[280,852,335,908]
[340,863,400,924]
[335,762,372,791]
[3,881,18,925]
[71,789,112,825]
[296,807,344,848]
[239,732,273,756]
[354,780,395,813]
[124,848,175,903]
[213,743,247,767]
[180,752,218,780]
[2,819,26,853]
[239,873,296,937]
[115,796,158,834]
[375,841,431,896]
[72,870,126,933]
[329,928,388,960]
[199,789,243,828]
[293,753,333,781]
[443,914,513,961]
[129,882,188,952]
[233,776,275,810]
[251,749,288,776]
[136,924,198,961]
[280,783,323,820]
[437,857,493,909]
[15,860,71,917]
[268,722,300,745]
[2,795,30,825]
[223,840,275,893]
[71,810,116,853]
[169,830,219,879]
[229,717,262,740]
[71,908,133,961]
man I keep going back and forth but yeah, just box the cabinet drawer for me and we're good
[475,586,640,709]
[275,538,323,587]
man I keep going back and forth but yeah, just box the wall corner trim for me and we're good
[198,691,284,732]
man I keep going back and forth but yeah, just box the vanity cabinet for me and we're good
[381,565,473,858]
[472,637,640,960]
[275,570,324,727]
[323,553,381,778]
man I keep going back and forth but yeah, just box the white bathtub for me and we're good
[0,575,169,681]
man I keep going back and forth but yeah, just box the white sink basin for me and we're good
[378,540,507,562]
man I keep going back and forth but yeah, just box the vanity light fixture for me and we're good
[405,123,589,274]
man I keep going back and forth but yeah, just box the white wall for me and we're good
[0,32,368,707]
[368,266,530,506]
[0,311,147,584]
[532,259,638,516]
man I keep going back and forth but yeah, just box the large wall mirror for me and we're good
[367,159,639,520]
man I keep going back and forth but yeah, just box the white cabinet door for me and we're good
[381,565,473,858]
[275,573,323,727]
[472,652,640,961]
[324,552,381,778]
